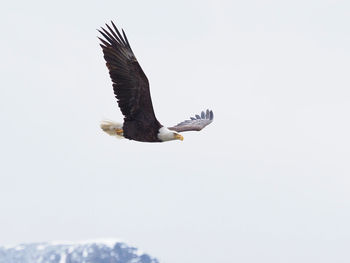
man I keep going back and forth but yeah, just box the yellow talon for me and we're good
[116,128,123,136]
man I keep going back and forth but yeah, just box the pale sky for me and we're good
[1,1,350,263]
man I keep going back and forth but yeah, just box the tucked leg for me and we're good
[115,128,123,136]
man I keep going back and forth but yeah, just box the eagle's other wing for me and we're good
[168,109,214,132]
[99,21,158,123]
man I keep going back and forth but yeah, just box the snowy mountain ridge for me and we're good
[0,239,159,263]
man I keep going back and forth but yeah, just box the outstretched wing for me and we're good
[99,21,158,123]
[168,109,214,132]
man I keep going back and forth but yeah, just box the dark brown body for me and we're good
[123,112,162,142]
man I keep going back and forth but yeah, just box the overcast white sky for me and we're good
[0,0,350,263]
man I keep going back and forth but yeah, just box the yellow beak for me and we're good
[175,134,184,141]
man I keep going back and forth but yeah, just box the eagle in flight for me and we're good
[99,21,214,142]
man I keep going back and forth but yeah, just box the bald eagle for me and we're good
[99,21,213,142]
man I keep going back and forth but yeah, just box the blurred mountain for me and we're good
[0,239,159,263]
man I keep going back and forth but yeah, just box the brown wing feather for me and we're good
[99,21,159,124]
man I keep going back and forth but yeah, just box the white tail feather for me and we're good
[100,120,124,138]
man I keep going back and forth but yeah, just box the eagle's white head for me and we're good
[157,127,184,142]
